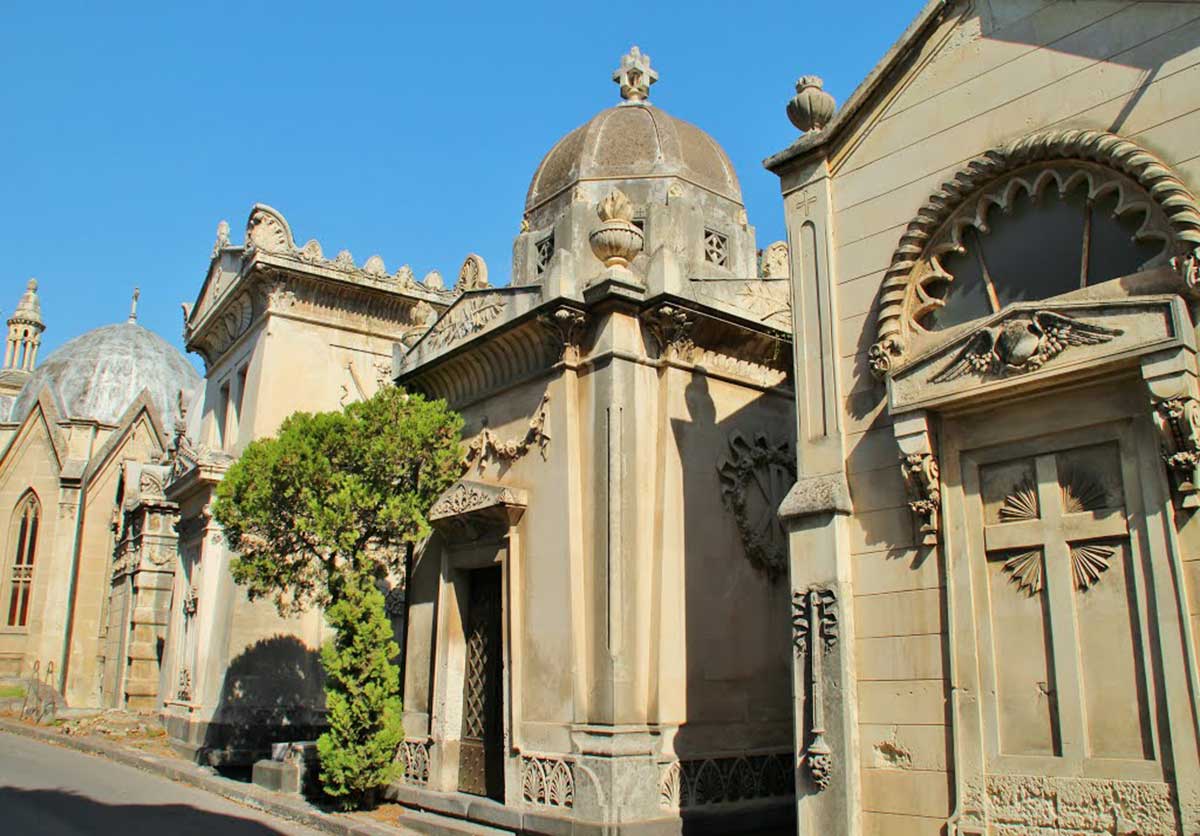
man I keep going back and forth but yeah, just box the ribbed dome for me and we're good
[12,323,200,427]
[525,103,742,212]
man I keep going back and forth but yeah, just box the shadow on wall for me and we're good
[0,787,294,835]
[204,634,326,763]
[670,372,797,835]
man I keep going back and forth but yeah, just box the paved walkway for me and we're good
[0,731,327,836]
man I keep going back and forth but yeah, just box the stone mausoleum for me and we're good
[3,2,1200,834]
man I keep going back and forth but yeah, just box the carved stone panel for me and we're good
[716,432,795,580]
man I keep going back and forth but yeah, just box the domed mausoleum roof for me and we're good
[525,47,742,212]
[12,319,200,427]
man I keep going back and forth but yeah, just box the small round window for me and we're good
[914,166,1170,332]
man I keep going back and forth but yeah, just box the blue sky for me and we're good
[1,1,926,363]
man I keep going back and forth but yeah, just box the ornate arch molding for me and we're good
[869,129,1200,378]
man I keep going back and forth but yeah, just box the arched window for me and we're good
[868,130,1200,378]
[917,167,1168,332]
[6,493,40,628]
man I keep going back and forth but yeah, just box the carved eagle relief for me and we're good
[930,311,1123,383]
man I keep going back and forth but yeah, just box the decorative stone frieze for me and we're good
[462,393,551,472]
[1156,395,1200,509]
[521,754,575,808]
[900,451,941,547]
[985,774,1175,835]
[793,586,838,791]
[716,432,795,580]
[423,293,506,351]
[658,753,793,809]
[400,739,431,785]
[428,480,527,523]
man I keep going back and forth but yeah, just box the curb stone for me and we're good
[0,717,423,836]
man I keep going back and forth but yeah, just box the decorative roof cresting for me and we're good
[614,46,658,104]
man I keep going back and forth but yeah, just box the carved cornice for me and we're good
[870,129,1200,378]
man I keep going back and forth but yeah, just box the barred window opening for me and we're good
[6,493,40,628]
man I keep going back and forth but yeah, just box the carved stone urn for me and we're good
[787,75,836,133]
[588,189,644,269]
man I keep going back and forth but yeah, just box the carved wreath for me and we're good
[869,129,1200,378]
[716,432,795,581]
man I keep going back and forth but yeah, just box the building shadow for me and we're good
[670,371,796,836]
[0,786,293,835]
[204,634,325,764]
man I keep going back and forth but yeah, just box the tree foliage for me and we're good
[213,387,463,616]
[212,386,462,806]
[316,570,404,808]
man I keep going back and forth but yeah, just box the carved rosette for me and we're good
[900,452,941,545]
[1156,396,1200,508]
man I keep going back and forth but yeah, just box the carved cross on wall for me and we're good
[988,458,1124,597]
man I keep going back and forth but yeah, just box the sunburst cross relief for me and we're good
[991,470,1118,596]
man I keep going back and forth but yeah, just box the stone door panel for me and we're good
[957,425,1179,835]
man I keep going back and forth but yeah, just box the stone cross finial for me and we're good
[613,46,657,103]
[128,287,140,324]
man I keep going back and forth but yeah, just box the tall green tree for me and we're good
[213,387,462,807]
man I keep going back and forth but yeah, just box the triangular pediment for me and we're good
[888,296,1192,413]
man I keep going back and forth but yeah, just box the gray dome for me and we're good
[12,323,201,427]
[525,103,742,212]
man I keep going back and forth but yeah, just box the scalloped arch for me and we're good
[869,129,1200,378]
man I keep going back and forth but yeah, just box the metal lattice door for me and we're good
[458,566,504,799]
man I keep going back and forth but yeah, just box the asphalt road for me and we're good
[0,731,327,836]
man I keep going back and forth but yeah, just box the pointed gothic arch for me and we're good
[5,489,41,628]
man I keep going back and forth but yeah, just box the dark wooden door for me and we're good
[458,566,504,800]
